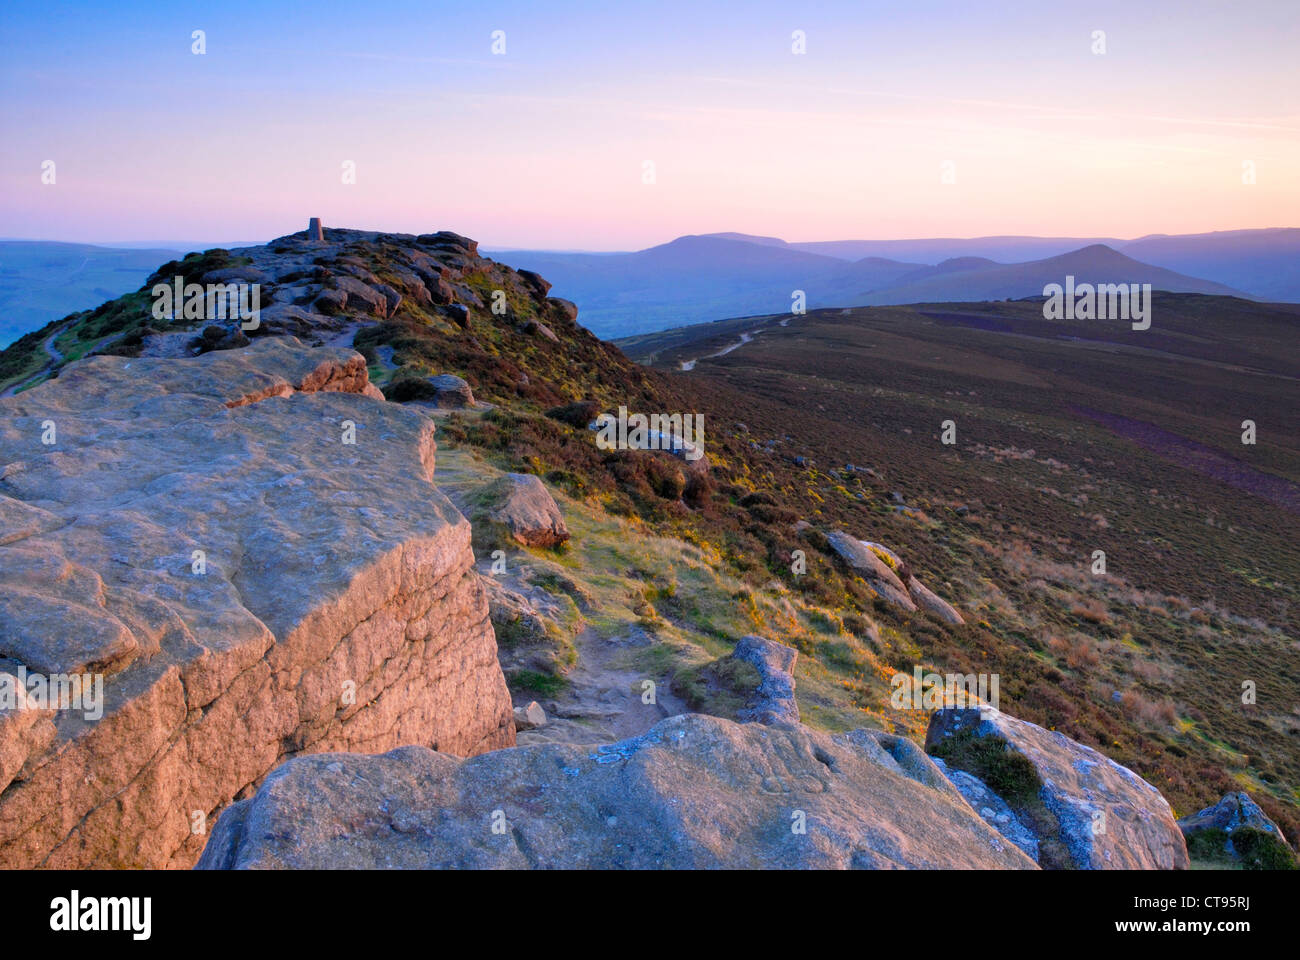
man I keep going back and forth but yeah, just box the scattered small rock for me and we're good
[522,319,560,342]
[425,373,474,407]
[514,701,548,731]
[478,473,570,548]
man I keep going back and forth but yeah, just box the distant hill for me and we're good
[486,235,871,337]
[1119,229,1300,302]
[700,232,790,248]
[9,228,1294,347]
[495,232,1265,337]
[786,235,1123,263]
[854,244,1247,304]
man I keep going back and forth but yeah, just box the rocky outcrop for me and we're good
[0,338,513,868]
[906,575,965,625]
[1178,792,1286,844]
[728,635,799,726]
[825,531,916,611]
[927,705,1189,869]
[128,227,494,351]
[196,713,1037,870]
[476,473,570,548]
[1178,792,1291,866]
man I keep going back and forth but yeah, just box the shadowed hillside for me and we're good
[854,245,1247,304]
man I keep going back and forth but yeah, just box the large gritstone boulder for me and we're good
[197,713,1037,870]
[0,338,514,868]
[825,531,916,612]
[927,705,1189,869]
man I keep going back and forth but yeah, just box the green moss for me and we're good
[494,615,540,648]
[1186,828,1235,865]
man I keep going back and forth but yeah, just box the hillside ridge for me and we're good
[3,221,1296,868]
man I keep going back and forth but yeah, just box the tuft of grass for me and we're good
[1229,828,1298,870]
[504,668,568,698]
[1187,826,1297,870]
[929,729,1043,807]
[670,655,762,719]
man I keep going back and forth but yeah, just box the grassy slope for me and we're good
[615,295,1300,842]
[432,440,890,735]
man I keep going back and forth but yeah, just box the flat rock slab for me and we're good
[0,337,513,868]
[197,713,1037,870]
[825,531,916,611]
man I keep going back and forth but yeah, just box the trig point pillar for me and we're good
[306,217,324,242]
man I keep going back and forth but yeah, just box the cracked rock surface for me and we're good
[0,338,513,868]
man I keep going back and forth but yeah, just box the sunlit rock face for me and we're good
[0,338,513,868]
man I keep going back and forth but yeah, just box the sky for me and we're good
[2,0,1298,250]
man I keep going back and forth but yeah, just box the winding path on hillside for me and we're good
[679,329,758,372]
[428,432,689,745]
[1,321,70,397]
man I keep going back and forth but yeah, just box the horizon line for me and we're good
[3,224,1298,256]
